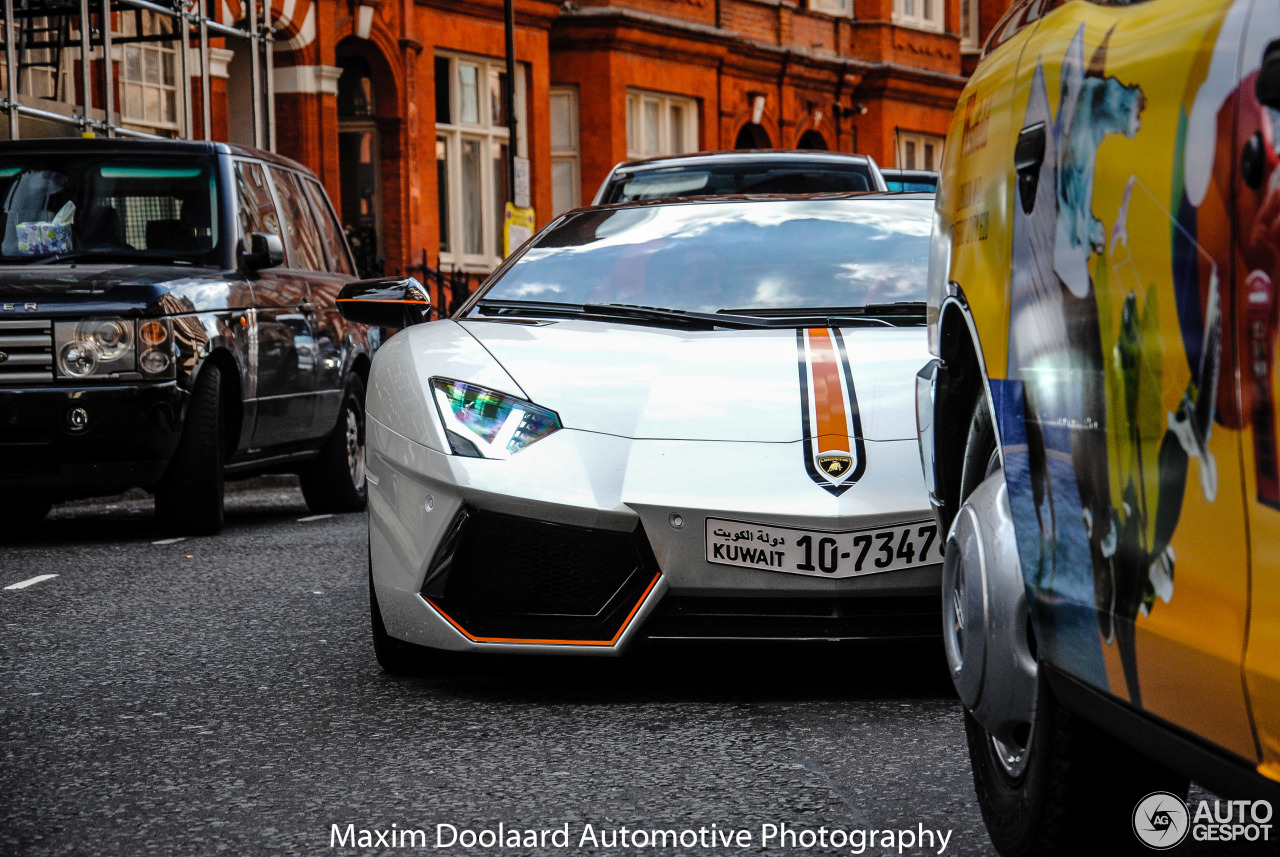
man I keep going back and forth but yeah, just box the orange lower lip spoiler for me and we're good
[422,572,662,646]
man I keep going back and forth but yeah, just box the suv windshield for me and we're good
[479,197,930,315]
[601,162,877,203]
[0,155,221,265]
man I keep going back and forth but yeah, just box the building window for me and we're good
[897,132,944,171]
[118,10,180,132]
[0,16,74,103]
[893,0,944,32]
[961,0,981,51]
[550,86,580,216]
[436,52,527,269]
[626,90,698,160]
[808,0,853,16]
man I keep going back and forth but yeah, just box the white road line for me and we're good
[4,574,58,591]
[151,537,187,545]
[297,514,333,523]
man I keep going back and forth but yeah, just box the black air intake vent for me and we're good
[422,508,659,643]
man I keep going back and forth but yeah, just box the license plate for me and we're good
[704,516,940,579]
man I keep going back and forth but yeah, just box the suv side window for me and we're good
[235,160,281,239]
[269,166,325,272]
[302,177,355,276]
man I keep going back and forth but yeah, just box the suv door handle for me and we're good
[1015,122,1047,214]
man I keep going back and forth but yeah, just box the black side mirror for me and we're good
[240,232,284,272]
[336,277,432,328]
[1259,40,1280,110]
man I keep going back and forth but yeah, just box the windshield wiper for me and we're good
[474,299,776,330]
[721,302,926,327]
[28,250,191,266]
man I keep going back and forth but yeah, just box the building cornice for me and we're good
[416,0,562,29]
[553,6,968,91]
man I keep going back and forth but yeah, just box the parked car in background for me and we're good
[339,193,939,672]
[880,169,938,193]
[592,150,888,204]
[0,139,370,535]
[919,0,1280,853]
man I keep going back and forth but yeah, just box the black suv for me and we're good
[0,139,372,535]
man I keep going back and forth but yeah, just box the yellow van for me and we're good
[918,0,1280,852]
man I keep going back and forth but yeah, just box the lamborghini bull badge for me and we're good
[797,327,867,495]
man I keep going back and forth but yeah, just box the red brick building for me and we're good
[259,0,1012,278]
[2,0,1010,279]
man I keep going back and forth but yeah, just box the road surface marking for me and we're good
[4,574,58,591]
[298,514,333,523]
[152,537,186,545]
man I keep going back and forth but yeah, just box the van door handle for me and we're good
[1015,122,1047,214]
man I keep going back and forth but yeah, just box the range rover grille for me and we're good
[0,319,54,384]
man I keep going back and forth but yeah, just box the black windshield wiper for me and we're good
[475,299,776,330]
[721,303,926,327]
[582,303,778,329]
[28,250,190,266]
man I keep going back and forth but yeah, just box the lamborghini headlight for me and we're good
[430,378,561,459]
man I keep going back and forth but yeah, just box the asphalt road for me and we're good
[0,481,1270,856]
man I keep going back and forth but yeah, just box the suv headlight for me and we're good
[54,317,175,381]
[430,378,561,459]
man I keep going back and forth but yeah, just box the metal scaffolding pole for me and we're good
[248,0,261,149]
[264,0,274,152]
[177,4,191,138]
[0,0,264,143]
[199,11,210,140]
[101,0,113,134]
[79,0,92,133]
[4,0,16,138]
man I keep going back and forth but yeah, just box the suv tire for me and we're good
[155,364,225,536]
[300,373,367,514]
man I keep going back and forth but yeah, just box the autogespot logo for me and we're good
[1134,792,1190,850]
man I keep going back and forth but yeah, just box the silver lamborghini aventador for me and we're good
[337,194,940,671]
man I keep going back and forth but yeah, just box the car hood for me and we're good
[0,265,247,315]
[458,317,928,442]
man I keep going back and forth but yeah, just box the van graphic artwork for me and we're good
[925,0,1280,822]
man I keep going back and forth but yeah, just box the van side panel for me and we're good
[953,0,1262,762]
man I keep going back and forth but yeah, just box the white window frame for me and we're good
[897,131,944,171]
[436,51,528,271]
[550,86,580,217]
[893,0,945,32]
[117,10,181,133]
[961,0,981,52]
[625,89,698,161]
[808,0,853,17]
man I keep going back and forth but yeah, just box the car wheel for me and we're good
[954,398,1186,856]
[369,562,429,675]
[300,373,367,514]
[155,364,225,536]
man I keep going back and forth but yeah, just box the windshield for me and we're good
[603,162,876,203]
[478,198,931,315]
[0,155,221,265]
